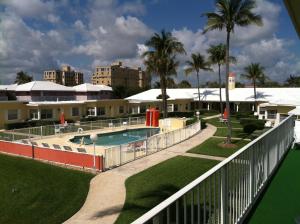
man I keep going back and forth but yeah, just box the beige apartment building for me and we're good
[44,65,84,86]
[91,61,151,89]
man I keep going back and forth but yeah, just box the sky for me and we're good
[0,0,299,86]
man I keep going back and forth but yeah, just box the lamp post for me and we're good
[90,133,98,172]
[196,111,200,121]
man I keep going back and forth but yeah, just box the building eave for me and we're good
[284,0,300,38]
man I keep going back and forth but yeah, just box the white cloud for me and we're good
[2,0,53,17]
[48,14,60,23]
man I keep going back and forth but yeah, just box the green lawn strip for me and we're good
[115,156,219,224]
[206,117,243,128]
[214,128,250,139]
[247,148,300,224]
[0,153,94,224]
[188,137,250,158]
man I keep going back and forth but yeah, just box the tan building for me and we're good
[44,65,84,86]
[91,61,151,89]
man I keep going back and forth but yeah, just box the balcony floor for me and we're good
[247,146,300,224]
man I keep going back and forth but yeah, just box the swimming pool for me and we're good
[70,128,160,146]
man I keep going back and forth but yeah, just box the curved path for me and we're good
[65,124,217,224]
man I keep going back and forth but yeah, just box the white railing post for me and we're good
[250,146,255,203]
[221,165,228,224]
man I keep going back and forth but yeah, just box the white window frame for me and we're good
[7,109,19,121]
[71,107,80,117]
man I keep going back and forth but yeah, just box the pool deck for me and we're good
[64,124,217,224]
[32,124,150,156]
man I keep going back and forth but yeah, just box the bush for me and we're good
[243,123,257,134]
[168,112,194,118]
[240,118,265,130]
[186,117,207,129]
[235,111,254,120]
[5,119,75,130]
[79,113,145,122]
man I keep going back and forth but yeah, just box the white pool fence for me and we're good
[104,121,201,169]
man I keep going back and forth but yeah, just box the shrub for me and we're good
[186,117,207,129]
[168,112,194,118]
[240,118,265,130]
[235,111,254,120]
[243,123,257,134]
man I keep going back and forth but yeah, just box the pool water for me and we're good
[70,128,160,146]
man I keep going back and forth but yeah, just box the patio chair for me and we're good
[77,148,87,153]
[63,146,72,151]
[292,120,300,148]
[53,144,61,150]
[109,122,114,128]
[42,143,50,148]
[21,139,29,144]
[30,141,38,146]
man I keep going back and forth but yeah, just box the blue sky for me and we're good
[0,0,299,85]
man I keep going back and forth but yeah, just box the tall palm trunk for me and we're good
[160,75,168,118]
[196,71,201,111]
[218,64,223,117]
[253,79,257,112]
[225,31,232,143]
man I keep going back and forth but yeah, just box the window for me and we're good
[41,109,53,119]
[267,110,277,119]
[119,106,124,114]
[72,107,80,116]
[97,107,105,116]
[87,107,96,116]
[7,109,18,120]
[174,104,179,112]
[185,104,189,110]
[167,104,173,112]
[259,108,265,115]
[29,109,38,120]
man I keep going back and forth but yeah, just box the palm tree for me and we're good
[143,30,185,118]
[15,71,33,84]
[242,63,265,110]
[203,0,262,143]
[185,53,211,111]
[207,44,236,117]
[177,80,192,88]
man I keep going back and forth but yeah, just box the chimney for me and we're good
[228,72,236,90]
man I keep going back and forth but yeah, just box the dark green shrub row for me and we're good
[168,112,194,118]
[79,113,145,122]
[186,117,207,129]
[243,123,257,134]
[234,111,257,120]
[240,118,265,130]
[5,119,75,130]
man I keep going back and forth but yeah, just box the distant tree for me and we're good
[153,81,161,88]
[235,82,245,88]
[112,85,145,98]
[185,53,211,110]
[166,77,177,88]
[207,43,236,116]
[15,71,33,84]
[177,80,192,88]
[242,63,265,110]
[203,0,263,143]
[284,75,300,87]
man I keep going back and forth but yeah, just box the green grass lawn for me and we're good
[247,148,300,224]
[188,137,250,157]
[206,117,243,128]
[115,156,218,224]
[214,128,250,139]
[0,153,94,224]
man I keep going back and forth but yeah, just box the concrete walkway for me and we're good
[183,152,225,161]
[65,124,217,224]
